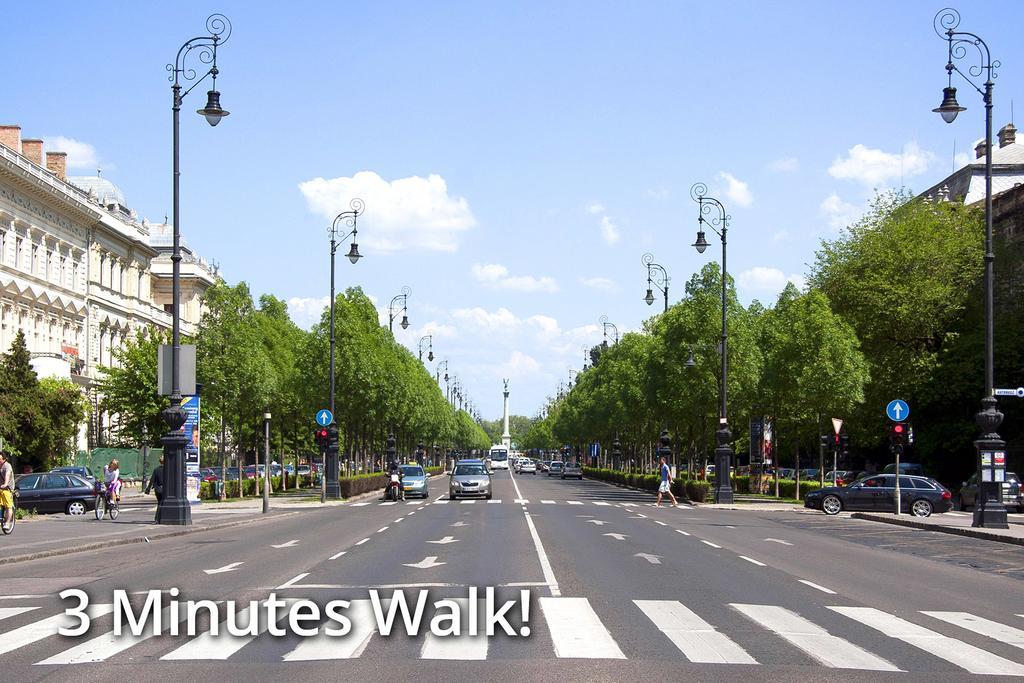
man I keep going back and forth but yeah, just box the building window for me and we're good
[15,237,23,270]
[31,245,38,276]
[137,271,144,299]
[0,231,5,265]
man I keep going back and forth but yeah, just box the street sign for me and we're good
[831,417,843,435]
[315,409,334,427]
[886,399,909,422]
[994,387,1024,398]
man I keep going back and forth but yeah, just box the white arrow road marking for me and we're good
[428,536,459,545]
[451,521,468,527]
[277,573,309,589]
[635,553,662,564]
[587,519,608,526]
[764,538,793,546]
[603,533,628,540]
[272,539,299,548]
[204,562,243,575]
[404,556,446,569]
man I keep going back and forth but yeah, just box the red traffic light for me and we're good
[893,424,904,434]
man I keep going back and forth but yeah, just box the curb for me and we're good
[851,512,1024,547]
[0,511,301,566]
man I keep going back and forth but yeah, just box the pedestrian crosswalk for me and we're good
[2,595,1024,674]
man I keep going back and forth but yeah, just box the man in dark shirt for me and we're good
[145,456,165,521]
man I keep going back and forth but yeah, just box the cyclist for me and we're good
[103,458,122,504]
[0,451,13,528]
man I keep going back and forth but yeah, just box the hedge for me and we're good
[582,467,712,503]
[198,466,444,501]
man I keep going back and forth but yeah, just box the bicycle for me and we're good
[0,489,16,535]
[94,482,120,521]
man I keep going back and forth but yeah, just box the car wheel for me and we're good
[67,500,87,516]
[911,499,933,517]
[486,493,492,500]
[449,493,456,501]
[821,495,843,516]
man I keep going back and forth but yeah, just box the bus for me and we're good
[488,446,509,470]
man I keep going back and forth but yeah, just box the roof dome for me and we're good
[67,175,127,208]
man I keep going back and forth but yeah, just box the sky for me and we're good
[7,1,1021,419]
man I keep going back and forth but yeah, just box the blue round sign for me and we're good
[886,399,909,422]
[315,409,334,427]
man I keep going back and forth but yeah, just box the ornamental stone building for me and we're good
[0,123,217,449]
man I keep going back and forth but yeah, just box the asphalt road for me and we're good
[0,469,1023,682]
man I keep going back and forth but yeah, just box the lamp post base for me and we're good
[325,448,341,499]
[713,446,734,504]
[156,428,192,526]
[973,401,1008,529]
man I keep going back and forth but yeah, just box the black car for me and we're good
[804,474,952,517]
[50,466,96,484]
[957,472,1021,513]
[16,473,96,515]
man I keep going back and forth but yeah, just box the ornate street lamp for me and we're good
[418,335,434,362]
[599,315,619,348]
[934,8,1006,528]
[323,197,365,499]
[389,286,411,333]
[642,253,670,313]
[690,181,733,504]
[158,14,231,525]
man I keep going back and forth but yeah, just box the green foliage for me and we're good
[97,328,169,447]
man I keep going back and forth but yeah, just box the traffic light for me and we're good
[839,433,849,456]
[889,422,907,454]
[832,433,841,450]
[314,427,329,449]
[820,434,830,449]
[327,424,339,452]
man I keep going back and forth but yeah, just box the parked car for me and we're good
[561,461,583,480]
[449,462,492,500]
[777,468,795,480]
[401,464,429,499]
[804,474,952,517]
[957,472,1021,513]
[824,470,861,486]
[882,462,925,477]
[548,461,564,477]
[224,467,240,481]
[799,468,820,480]
[200,468,220,483]
[297,465,312,477]
[539,461,550,472]
[16,473,95,515]
[50,466,96,485]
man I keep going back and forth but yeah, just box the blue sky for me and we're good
[8,1,1021,419]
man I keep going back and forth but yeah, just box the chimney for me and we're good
[999,122,1017,148]
[45,151,67,181]
[21,138,43,165]
[0,125,20,153]
[975,139,989,159]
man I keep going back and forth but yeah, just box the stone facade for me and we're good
[0,124,217,448]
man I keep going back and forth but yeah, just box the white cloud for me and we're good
[286,296,330,329]
[498,351,543,380]
[646,186,670,200]
[44,136,103,171]
[586,203,606,215]
[451,307,521,334]
[586,203,621,244]
[771,230,790,243]
[828,142,934,186]
[954,151,971,169]
[471,263,558,292]
[819,193,861,232]
[298,171,475,252]
[737,267,805,292]
[768,157,799,173]
[579,276,617,292]
[716,172,753,207]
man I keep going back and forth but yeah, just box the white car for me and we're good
[519,459,537,474]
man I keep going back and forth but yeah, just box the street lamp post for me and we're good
[388,287,411,333]
[690,181,734,504]
[158,14,231,526]
[933,8,1007,529]
[326,198,365,500]
[642,253,670,313]
[262,410,271,514]
[418,335,434,362]
[599,315,619,348]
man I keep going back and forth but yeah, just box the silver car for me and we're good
[449,462,492,500]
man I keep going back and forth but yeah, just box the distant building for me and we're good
[0,123,217,449]
[919,122,1023,243]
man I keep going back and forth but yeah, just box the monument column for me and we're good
[501,379,511,450]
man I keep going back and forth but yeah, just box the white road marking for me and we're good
[655,520,668,526]
[277,573,309,589]
[355,538,369,546]
[420,599,488,660]
[460,500,476,505]
[161,600,297,660]
[488,499,502,504]
[204,562,244,575]
[451,521,468,527]
[0,605,113,656]
[798,580,836,595]
[587,520,608,526]
[351,502,371,507]
[830,606,1024,676]
[764,538,793,546]
[676,529,691,536]
[428,536,459,545]
[394,518,404,523]
[567,500,583,505]
[540,597,625,659]
[329,550,347,560]
[379,501,397,506]
[635,553,662,564]
[0,607,38,621]
[271,539,299,549]
[603,533,628,540]
[0,595,48,600]
[922,611,1024,650]
[514,498,529,504]
[434,500,450,504]
[511,468,560,597]
[404,556,446,569]
[635,600,756,664]
[541,500,556,504]
[733,604,899,671]
[37,606,175,664]
[739,556,766,566]
[283,599,376,660]
[701,540,722,549]
[377,527,388,533]
[593,501,612,506]
[620,503,638,507]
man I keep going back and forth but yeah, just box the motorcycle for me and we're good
[387,473,404,501]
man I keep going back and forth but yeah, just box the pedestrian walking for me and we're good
[145,456,165,521]
[655,455,679,507]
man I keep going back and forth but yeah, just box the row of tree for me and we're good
[98,284,491,470]
[525,192,1024,484]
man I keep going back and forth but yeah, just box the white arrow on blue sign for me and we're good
[994,388,1024,398]
[886,399,909,422]
[315,409,334,427]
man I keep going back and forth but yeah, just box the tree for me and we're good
[38,378,90,467]
[0,330,44,462]
[97,327,169,447]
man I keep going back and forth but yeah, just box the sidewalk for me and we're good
[851,511,1024,546]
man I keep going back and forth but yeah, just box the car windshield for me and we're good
[401,466,424,477]
[454,465,487,476]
